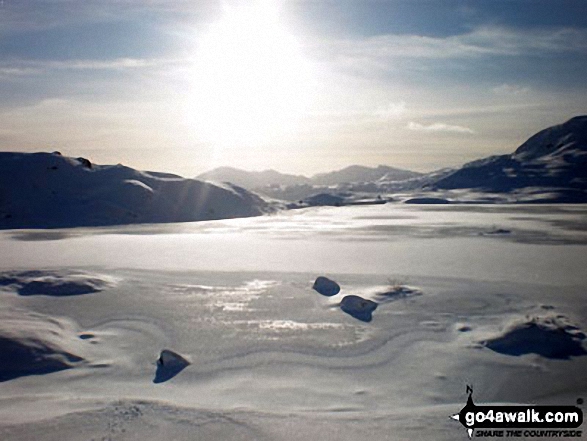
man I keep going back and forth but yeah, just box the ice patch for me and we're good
[170,280,279,312]
[255,320,343,332]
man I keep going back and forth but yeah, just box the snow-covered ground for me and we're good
[1,204,586,440]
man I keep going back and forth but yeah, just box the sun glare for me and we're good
[187,0,313,149]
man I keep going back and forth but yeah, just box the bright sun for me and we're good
[188,0,313,149]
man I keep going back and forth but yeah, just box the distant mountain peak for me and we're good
[430,115,587,200]
[513,115,587,162]
[310,164,422,185]
[197,167,310,188]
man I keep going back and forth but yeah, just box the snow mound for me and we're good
[340,295,378,323]
[312,276,341,296]
[0,309,86,382]
[0,270,115,296]
[482,316,587,359]
[154,349,191,384]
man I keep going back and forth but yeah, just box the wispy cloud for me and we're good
[0,67,40,77]
[492,83,531,96]
[0,0,218,34]
[0,57,179,78]
[313,26,587,63]
[407,121,475,134]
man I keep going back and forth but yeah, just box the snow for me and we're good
[0,203,586,440]
[0,309,87,382]
[431,116,587,196]
[482,315,587,359]
[0,270,115,296]
[0,152,270,229]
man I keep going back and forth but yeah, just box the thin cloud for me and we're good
[0,66,40,77]
[312,26,587,63]
[492,84,531,96]
[407,121,475,134]
[0,0,218,34]
[0,57,179,77]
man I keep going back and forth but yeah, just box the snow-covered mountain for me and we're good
[430,116,587,200]
[197,164,423,201]
[198,164,421,188]
[0,152,270,229]
[311,165,422,185]
[197,167,310,188]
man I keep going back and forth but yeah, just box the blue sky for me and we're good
[1,0,586,175]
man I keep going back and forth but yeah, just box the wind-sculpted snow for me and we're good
[481,315,587,359]
[0,270,116,296]
[0,152,270,229]
[0,205,586,440]
[0,309,86,381]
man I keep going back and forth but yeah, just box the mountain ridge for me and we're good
[431,115,587,195]
[197,164,422,188]
[0,152,270,229]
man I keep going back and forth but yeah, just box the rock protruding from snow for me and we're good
[0,309,86,382]
[0,151,271,229]
[340,295,378,322]
[312,277,341,296]
[0,270,114,296]
[482,316,587,359]
[154,349,190,384]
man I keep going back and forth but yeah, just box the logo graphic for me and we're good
[450,385,583,439]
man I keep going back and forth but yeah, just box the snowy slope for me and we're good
[0,204,586,440]
[431,116,587,200]
[0,152,270,229]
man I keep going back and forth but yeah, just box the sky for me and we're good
[1,0,586,177]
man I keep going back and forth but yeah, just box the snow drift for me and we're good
[482,315,587,359]
[0,309,86,382]
[0,270,115,296]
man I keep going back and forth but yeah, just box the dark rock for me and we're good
[312,276,340,296]
[340,295,378,322]
[77,157,92,169]
[154,349,190,384]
